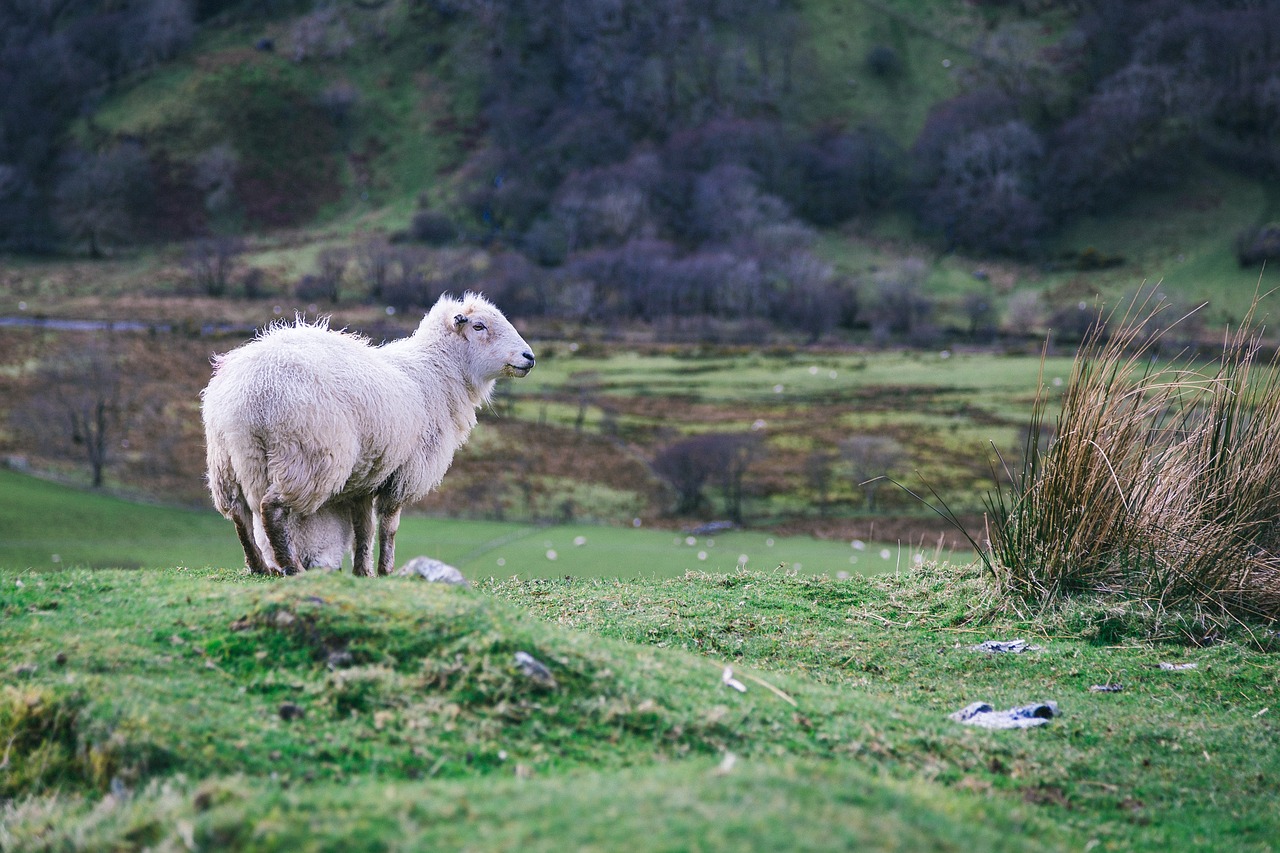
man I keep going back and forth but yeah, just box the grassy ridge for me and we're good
[1,564,1067,851]
[4,556,1279,849]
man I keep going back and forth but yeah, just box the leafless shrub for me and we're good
[841,435,907,511]
[185,236,244,297]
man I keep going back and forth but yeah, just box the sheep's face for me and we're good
[444,296,536,382]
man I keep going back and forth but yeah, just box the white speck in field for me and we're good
[738,554,749,566]
[568,342,579,352]
[51,554,61,563]
[573,536,587,547]
[385,306,396,315]
[706,539,714,547]
[880,548,892,560]
[496,557,506,567]
[837,571,850,579]
[849,556,858,564]
[766,538,775,547]
[914,553,924,565]
[940,350,951,359]
[828,370,837,379]
[773,384,784,393]
[752,419,767,430]
[633,518,642,527]
[851,539,866,551]
[685,536,697,546]
[942,58,951,67]
[697,551,707,561]
[673,537,682,546]
[545,550,558,561]
[1053,377,1064,387]
[809,366,819,375]
[18,301,27,311]
[273,305,282,315]
[794,563,802,570]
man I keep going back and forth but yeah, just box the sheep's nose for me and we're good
[522,351,536,366]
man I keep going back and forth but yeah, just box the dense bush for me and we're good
[1236,224,1280,268]
[0,0,195,250]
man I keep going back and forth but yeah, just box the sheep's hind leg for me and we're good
[351,497,376,577]
[375,504,402,577]
[260,497,305,576]
[230,507,272,575]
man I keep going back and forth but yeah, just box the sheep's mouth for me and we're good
[505,363,534,378]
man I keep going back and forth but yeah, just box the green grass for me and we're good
[0,468,968,577]
[3,554,1279,850]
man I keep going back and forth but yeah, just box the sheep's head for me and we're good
[427,292,535,383]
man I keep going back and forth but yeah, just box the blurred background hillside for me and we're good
[2,0,1279,534]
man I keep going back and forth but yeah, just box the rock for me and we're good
[514,651,557,689]
[397,556,469,586]
[950,701,1058,729]
[278,702,305,722]
[969,639,1042,654]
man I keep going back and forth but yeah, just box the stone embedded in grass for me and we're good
[969,639,1042,654]
[397,556,468,586]
[278,702,305,722]
[514,651,557,689]
[950,701,1058,729]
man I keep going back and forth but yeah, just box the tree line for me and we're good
[4,0,1278,283]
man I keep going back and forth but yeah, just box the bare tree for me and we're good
[570,371,602,434]
[12,337,134,488]
[186,236,244,297]
[870,259,933,340]
[53,143,153,257]
[296,247,349,304]
[652,435,715,516]
[355,237,395,302]
[652,432,762,522]
[805,449,838,516]
[716,433,762,525]
[841,435,906,512]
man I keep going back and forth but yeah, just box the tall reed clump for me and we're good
[986,295,1280,624]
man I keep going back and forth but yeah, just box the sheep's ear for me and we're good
[452,313,469,331]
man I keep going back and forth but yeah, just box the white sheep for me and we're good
[201,292,535,576]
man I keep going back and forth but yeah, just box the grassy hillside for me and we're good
[55,0,1274,331]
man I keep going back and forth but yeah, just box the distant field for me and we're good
[0,469,971,578]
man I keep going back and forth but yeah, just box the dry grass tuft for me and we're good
[986,291,1280,624]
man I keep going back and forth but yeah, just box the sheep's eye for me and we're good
[472,322,487,332]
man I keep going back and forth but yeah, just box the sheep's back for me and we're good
[202,325,422,512]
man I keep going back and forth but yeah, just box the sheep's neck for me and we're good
[387,341,488,440]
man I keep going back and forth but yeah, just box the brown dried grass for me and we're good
[988,291,1280,622]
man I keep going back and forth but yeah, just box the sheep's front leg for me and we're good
[351,497,376,577]
[260,497,305,576]
[375,503,402,577]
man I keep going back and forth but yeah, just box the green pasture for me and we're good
[0,469,969,577]
[526,347,1076,399]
